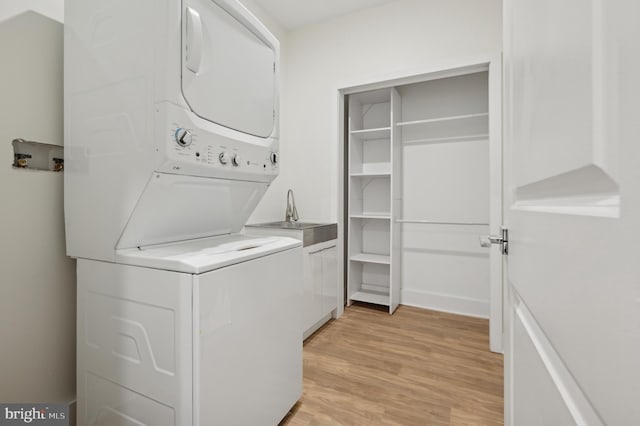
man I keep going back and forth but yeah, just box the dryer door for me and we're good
[181,0,277,138]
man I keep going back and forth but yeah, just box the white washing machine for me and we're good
[78,235,302,425]
[63,0,301,424]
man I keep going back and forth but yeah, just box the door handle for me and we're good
[479,227,509,255]
[185,7,203,73]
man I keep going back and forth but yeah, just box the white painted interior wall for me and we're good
[399,73,492,317]
[249,0,502,223]
[248,0,502,315]
[0,1,75,405]
[0,0,63,22]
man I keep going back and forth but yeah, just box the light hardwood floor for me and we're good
[281,303,503,426]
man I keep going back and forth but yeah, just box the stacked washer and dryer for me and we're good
[64,0,302,425]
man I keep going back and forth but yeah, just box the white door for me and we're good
[504,0,640,424]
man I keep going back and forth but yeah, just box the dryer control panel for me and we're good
[155,103,279,183]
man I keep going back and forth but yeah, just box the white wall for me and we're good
[0,0,63,22]
[248,0,502,315]
[399,73,493,317]
[241,0,286,42]
[249,0,502,224]
[0,5,75,406]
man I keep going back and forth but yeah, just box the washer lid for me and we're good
[116,234,301,274]
[181,0,277,138]
[117,173,269,250]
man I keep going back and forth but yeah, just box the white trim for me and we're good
[504,278,514,426]
[335,90,346,319]
[338,53,498,95]
[400,288,489,319]
[513,291,605,426]
[488,54,504,353]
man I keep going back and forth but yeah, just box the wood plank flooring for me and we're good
[281,304,503,426]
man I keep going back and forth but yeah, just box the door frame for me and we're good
[335,53,504,352]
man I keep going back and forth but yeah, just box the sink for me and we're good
[246,221,338,246]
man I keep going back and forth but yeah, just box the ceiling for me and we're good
[253,0,398,30]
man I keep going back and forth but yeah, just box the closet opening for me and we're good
[338,58,503,352]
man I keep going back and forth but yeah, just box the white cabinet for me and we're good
[243,224,339,339]
[303,241,338,339]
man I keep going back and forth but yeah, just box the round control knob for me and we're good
[232,154,241,167]
[270,152,278,164]
[175,128,192,147]
[219,152,230,165]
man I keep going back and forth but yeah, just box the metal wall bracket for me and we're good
[11,139,64,171]
[480,226,509,255]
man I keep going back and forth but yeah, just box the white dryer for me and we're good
[63,0,301,424]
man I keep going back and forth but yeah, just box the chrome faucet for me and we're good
[285,189,299,222]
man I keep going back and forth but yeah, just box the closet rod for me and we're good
[396,219,488,226]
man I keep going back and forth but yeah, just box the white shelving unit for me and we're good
[347,88,401,313]
[345,69,493,317]
[342,59,503,350]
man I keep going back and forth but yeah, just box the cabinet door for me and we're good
[321,246,338,317]
[305,248,324,332]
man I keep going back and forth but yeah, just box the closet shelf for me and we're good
[350,253,391,265]
[397,112,488,127]
[350,214,391,220]
[350,172,391,177]
[350,290,390,306]
[350,127,391,140]
[403,133,489,145]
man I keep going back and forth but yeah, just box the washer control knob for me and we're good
[270,152,278,164]
[174,128,192,147]
[219,152,230,165]
[232,154,241,167]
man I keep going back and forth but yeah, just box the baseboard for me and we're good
[400,288,489,318]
